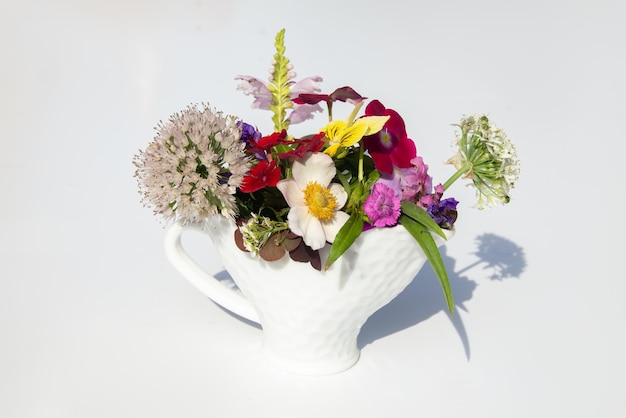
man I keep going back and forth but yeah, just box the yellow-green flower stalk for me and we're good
[235,29,323,133]
[267,29,293,133]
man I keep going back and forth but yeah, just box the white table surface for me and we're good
[2,1,625,417]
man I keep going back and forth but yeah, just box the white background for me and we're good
[1,0,625,417]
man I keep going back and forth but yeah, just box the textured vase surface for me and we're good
[165,216,451,375]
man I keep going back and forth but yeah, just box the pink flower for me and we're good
[376,156,433,202]
[235,75,324,124]
[363,183,401,227]
[418,183,444,209]
[235,75,273,109]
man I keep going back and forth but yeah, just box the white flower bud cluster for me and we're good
[451,115,520,209]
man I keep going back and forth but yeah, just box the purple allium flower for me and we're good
[427,197,459,229]
[363,183,401,227]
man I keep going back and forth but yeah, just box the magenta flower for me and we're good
[362,100,417,174]
[363,183,401,227]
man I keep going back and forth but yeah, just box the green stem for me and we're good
[336,171,351,194]
[346,101,364,126]
[443,162,471,190]
[358,142,365,182]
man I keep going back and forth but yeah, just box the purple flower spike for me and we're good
[427,197,459,229]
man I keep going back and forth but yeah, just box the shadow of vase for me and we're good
[357,233,527,360]
[357,246,476,358]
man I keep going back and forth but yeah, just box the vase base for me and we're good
[263,348,361,376]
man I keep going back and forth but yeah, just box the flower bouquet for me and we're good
[133,29,519,373]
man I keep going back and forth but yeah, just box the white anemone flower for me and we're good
[276,153,349,250]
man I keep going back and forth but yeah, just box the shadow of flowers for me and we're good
[460,233,526,280]
[357,233,526,360]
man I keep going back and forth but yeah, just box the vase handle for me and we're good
[164,221,261,324]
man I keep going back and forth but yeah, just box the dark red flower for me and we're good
[277,132,325,160]
[258,130,287,149]
[246,130,288,155]
[293,86,365,106]
[240,160,281,193]
[362,100,417,174]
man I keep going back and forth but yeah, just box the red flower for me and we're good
[246,130,288,155]
[362,100,417,174]
[240,160,281,193]
[244,129,324,163]
[277,132,325,160]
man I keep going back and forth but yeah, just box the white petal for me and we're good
[288,206,326,250]
[292,153,336,188]
[321,211,350,244]
[276,179,305,208]
[328,183,348,209]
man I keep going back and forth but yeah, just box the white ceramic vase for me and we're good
[164,216,451,375]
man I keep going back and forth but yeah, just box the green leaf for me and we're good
[347,182,364,212]
[335,171,351,195]
[364,168,380,189]
[400,200,446,240]
[325,213,364,270]
[399,214,455,314]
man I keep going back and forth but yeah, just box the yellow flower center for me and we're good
[303,181,337,221]
[380,131,392,148]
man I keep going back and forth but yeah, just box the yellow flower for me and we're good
[322,115,389,157]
